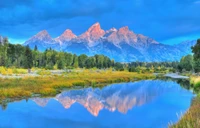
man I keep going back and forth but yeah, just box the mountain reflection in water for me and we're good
[32,80,186,116]
[0,80,194,128]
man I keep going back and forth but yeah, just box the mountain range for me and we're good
[24,22,197,62]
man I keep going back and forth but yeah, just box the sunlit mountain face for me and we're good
[23,22,196,62]
[32,80,185,116]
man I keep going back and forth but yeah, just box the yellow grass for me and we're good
[171,76,200,127]
[171,96,200,128]
[0,70,155,100]
[190,76,200,85]
[189,76,200,92]
[37,69,51,76]
[0,67,27,75]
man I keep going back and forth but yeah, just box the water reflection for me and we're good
[32,80,187,116]
[0,80,194,128]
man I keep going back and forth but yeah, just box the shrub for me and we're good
[0,66,6,75]
[37,70,51,76]
[13,68,27,74]
[73,81,85,86]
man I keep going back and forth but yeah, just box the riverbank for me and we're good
[171,96,200,128]
[172,76,200,128]
[0,70,155,101]
[164,73,189,79]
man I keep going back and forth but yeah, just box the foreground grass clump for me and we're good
[37,69,51,76]
[0,67,27,75]
[171,76,200,128]
[171,96,200,128]
[0,70,155,99]
[189,76,200,92]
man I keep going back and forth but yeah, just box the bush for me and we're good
[73,81,85,86]
[13,68,27,74]
[0,66,6,75]
[37,70,51,76]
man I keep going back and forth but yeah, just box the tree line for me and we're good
[1,37,200,73]
[177,39,200,73]
[0,38,115,70]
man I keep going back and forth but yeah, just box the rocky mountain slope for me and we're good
[24,23,197,62]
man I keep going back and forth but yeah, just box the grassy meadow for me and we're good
[0,68,155,101]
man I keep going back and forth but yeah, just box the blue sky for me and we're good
[0,0,200,45]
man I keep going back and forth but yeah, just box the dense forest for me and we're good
[0,38,115,70]
[0,37,200,73]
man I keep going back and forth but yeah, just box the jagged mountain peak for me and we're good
[87,22,105,36]
[33,30,51,40]
[24,30,59,51]
[106,26,138,45]
[63,29,73,33]
[23,23,195,62]
[104,27,118,37]
[57,29,77,43]
[118,26,136,36]
[119,26,129,32]
[88,22,100,31]
[61,29,77,38]
[36,30,49,36]
[77,22,105,46]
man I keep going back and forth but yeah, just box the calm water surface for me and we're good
[0,80,194,128]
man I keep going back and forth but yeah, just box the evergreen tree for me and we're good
[85,57,96,68]
[72,54,79,68]
[65,53,73,67]
[24,45,33,72]
[34,45,38,51]
[192,39,200,72]
[78,54,88,68]
[56,52,65,69]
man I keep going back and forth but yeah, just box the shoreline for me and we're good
[171,75,200,127]
[1,70,199,128]
[164,73,189,79]
[0,70,156,102]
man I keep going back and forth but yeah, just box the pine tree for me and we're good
[192,39,200,72]
[72,54,79,68]
[34,45,38,51]
[24,45,33,73]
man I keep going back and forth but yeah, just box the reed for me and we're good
[171,76,200,127]
[189,76,200,92]
[171,96,200,128]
